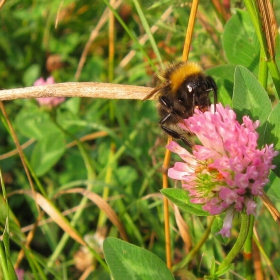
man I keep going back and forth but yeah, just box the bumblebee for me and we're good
[143,61,218,146]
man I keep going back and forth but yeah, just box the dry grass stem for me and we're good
[211,0,231,22]
[66,131,108,148]
[109,0,116,82]
[182,0,199,62]
[75,0,122,80]
[55,0,64,28]
[197,10,220,47]
[60,188,128,241]
[0,82,153,101]
[174,206,192,252]
[0,132,108,160]
[20,203,93,233]
[9,189,86,246]
[0,138,35,160]
[0,0,6,9]
[0,102,39,213]
[257,0,277,59]
[261,193,280,225]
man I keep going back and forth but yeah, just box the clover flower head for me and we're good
[167,103,278,237]
[34,76,65,107]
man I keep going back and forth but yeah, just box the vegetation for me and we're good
[0,0,280,279]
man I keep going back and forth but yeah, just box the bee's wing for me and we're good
[142,82,170,101]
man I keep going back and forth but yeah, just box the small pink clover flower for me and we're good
[34,77,65,107]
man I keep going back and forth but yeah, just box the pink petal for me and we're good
[219,187,238,204]
[244,198,257,215]
[218,207,235,238]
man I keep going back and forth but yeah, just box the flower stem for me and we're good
[243,215,255,279]
[215,213,250,277]
[163,136,172,269]
[172,216,215,271]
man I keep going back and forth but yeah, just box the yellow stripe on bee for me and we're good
[169,62,203,93]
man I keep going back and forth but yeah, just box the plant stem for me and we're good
[258,49,268,89]
[162,136,172,269]
[243,215,254,279]
[103,0,158,73]
[182,0,199,62]
[133,0,163,68]
[97,143,115,229]
[172,216,215,271]
[108,0,115,83]
[243,0,268,58]
[215,213,250,277]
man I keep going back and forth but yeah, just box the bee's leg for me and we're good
[159,95,172,109]
[181,137,193,147]
[192,93,195,114]
[206,76,218,111]
[160,125,193,147]
[160,116,193,147]
[158,96,193,147]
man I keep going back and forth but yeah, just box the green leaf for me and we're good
[61,97,81,115]
[232,65,272,147]
[0,242,9,280]
[31,132,66,176]
[206,65,235,106]
[15,107,61,140]
[103,237,175,280]
[22,64,40,86]
[209,258,217,278]
[160,188,209,216]
[115,166,138,186]
[6,258,18,280]
[138,200,164,242]
[263,103,280,177]
[50,33,80,55]
[222,10,260,74]
[265,172,280,199]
